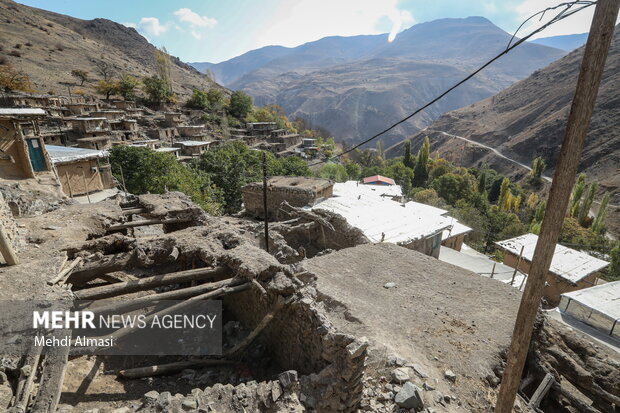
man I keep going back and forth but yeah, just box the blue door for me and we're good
[26,139,47,172]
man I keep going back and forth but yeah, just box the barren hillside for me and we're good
[0,0,218,97]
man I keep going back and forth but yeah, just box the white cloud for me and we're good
[252,0,414,49]
[191,30,202,40]
[174,8,217,28]
[126,17,168,37]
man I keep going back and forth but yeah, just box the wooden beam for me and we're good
[121,207,147,215]
[107,218,191,231]
[118,359,237,379]
[0,223,19,266]
[12,346,42,412]
[528,373,554,409]
[47,256,83,285]
[494,2,620,412]
[73,266,230,300]
[31,331,71,413]
[89,277,246,315]
[68,252,136,284]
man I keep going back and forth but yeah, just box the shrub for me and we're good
[55,43,64,51]
[25,42,32,47]
[0,56,6,65]
[13,44,21,49]
[8,50,21,57]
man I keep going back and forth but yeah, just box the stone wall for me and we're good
[243,184,332,221]
[222,283,368,412]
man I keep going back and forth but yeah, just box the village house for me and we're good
[164,112,183,127]
[0,108,57,180]
[177,125,207,139]
[363,175,396,186]
[76,136,113,150]
[111,100,136,110]
[65,102,100,116]
[246,122,277,136]
[131,139,161,150]
[557,281,620,341]
[70,117,110,137]
[496,233,609,306]
[90,110,125,121]
[45,145,115,197]
[173,140,211,158]
[154,146,181,158]
[243,176,334,220]
[146,127,178,142]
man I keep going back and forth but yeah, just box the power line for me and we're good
[308,0,597,168]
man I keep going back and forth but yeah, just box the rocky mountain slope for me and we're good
[389,27,619,233]
[192,17,565,147]
[531,33,588,51]
[0,0,217,97]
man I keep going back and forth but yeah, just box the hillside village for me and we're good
[0,1,619,413]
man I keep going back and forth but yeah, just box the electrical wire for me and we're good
[307,0,597,167]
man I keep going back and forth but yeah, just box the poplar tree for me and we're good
[578,182,598,225]
[498,177,511,211]
[412,136,430,187]
[592,192,609,234]
[403,141,414,169]
[478,171,487,194]
[570,173,587,217]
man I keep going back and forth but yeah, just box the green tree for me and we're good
[570,173,587,217]
[376,140,385,160]
[70,69,89,86]
[498,178,512,211]
[591,192,609,234]
[385,161,413,196]
[143,75,173,103]
[477,171,487,194]
[318,163,348,182]
[345,162,362,180]
[530,157,546,181]
[95,79,119,100]
[403,140,414,169]
[117,75,139,100]
[578,182,598,226]
[109,146,221,214]
[607,242,620,281]
[227,91,253,119]
[155,47,173,94]
[207,88,225,111]
[187,89,210,109]
[412,136,430,187]
[431,173,472,205]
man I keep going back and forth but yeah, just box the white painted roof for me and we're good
[0,108,46,116]
[335,180,403,198]
[442,220,472,241]
[46,145,108,164]
[175,140,211,147]
[561,281,620,321]
[496,233,609,283]
[155,147,181,152]
[312,181,452,244]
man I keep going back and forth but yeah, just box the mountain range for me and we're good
[191,17,566,147]
[0,0,216,97]
[387,27,619,233]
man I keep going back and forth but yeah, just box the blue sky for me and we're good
[17,0,597,63]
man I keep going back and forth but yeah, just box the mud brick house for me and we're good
[65,102,100,116]
[0,108,55,180]
[246,122,277,136]
[90,110,125,121]
[243,176,334,220]
[111,100,135,110]
[154,146,181,158]
[71,117,110,137]
[164,112,183,127]
[173,140,211,157]
[46,145,115,197]
[177,125,207,139]
[76,136,113,150]
[496,233,609,306]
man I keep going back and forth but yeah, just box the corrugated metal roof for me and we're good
[362,175,396,185]
[46,145,108,164]
[0,108,46,116]
[561,281,620,322]
[496,233,609,283]
[312,181,453,244]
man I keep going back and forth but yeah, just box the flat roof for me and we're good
[70,117,107,121]
[46,145,108,164]
[155,147,181,152]
[313,181,452,244]
[442,221,473,241]
[174,140,212,146]
[561,281,620,322]
[77,136,111,142]
[495,233,609,283]
[0,108,47,116]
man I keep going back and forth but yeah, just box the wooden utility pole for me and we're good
[0,223,19,265]
[495,1,620,412]
[262,151,269,253]
[510,245,524,286]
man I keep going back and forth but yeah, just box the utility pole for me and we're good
[262,151,269,253]
[494,1,620,412]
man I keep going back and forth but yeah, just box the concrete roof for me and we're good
[46,145,108,164]
[246,176,333,192]
[0,108,46,116]
[313,181,452,244]
[442,221,473,241]
[155,147,181,152]
[495,233,609,283]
